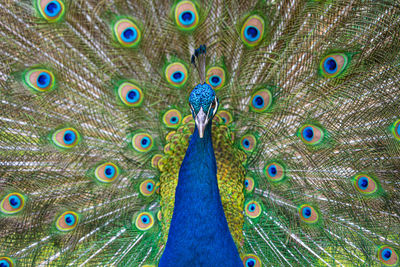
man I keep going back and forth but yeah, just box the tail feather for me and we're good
[0,0,400,266]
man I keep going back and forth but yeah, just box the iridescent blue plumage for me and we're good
[189,83,216,114]
[159,84,241,266]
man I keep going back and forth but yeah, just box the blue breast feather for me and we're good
[159,123,242,266]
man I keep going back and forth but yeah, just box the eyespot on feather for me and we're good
[56,211,79,232]
[165,62,188,88]
[242,254,261,267]
[378,245,398,266]
[132,133,154,152]
[264,162,285,182]
[298,204,319,224]
[113,18,141,48]
[206,67,225,90]
[165,131,176,142]
[0,257,14,267]
[163,109,182,128]
[298,124,324,145]
[392,119,400,141]
[151,154,163,169]
[213,115,223,125]
[244,177,255,193]
[117,82,144,107]
[217,110,233,125]
[186,121,195,134]
[250,89,272,112]
[240,134,256,153]
[140,179,156,196]
[95,162,119,183]
[157,210,162,221]
[24,69,55,92]
[182,115,193,124]
[320,53,349,78]
[174,1,199,31]
[157,157,166,172]
[353,174,378,195]
[241,15,265,47]
[245,200,261,218]
[1,193,25,215]
[52,128,80,149]
[134,212,154,231]
[164,143,172,154]
[36,0,65,22]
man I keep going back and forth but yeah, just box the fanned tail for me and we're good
[0,0,399,266]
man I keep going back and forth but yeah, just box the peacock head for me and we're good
[189,83,219,138]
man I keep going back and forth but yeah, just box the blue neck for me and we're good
[159,123,242,266]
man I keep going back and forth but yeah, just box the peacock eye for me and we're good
[378,245,398,266]
[217,110,233,125]
[241,15,265,47]
[165,62,188,88]
[134,212,154,231]
[298,124,324,145]
[163,109,182,129]
[174,0,199,31]
[140,179,156,196]
[206,67,226,90]
[353,174,379,195]
[244,177,255,193]
[264,162,285,182]
[1,193,25,215]
[95,162,119,183]
[55,211,79,232]
[0,257,14,267]
[298,204,319,224]
[320,53,348,78]
[245,200,261,218]
[24,68,56,92]
[250,89,272,113]
[37,0,65,22]
[240,134,256,152]
[113,18,141,48]
[117,82,144,107]
[132,132,154,153]
[52,127,80,149]
[242,254,261,267]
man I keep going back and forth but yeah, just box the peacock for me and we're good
[0,0,400,266]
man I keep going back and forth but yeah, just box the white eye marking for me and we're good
[211,100,216,109]
[212,96,219,116]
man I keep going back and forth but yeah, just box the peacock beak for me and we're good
[194,107,209,138]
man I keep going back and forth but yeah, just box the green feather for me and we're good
[0,0,399,266]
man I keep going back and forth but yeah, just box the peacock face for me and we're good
[189,83,219,138]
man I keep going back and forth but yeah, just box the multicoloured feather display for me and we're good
[0,0,400,266]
